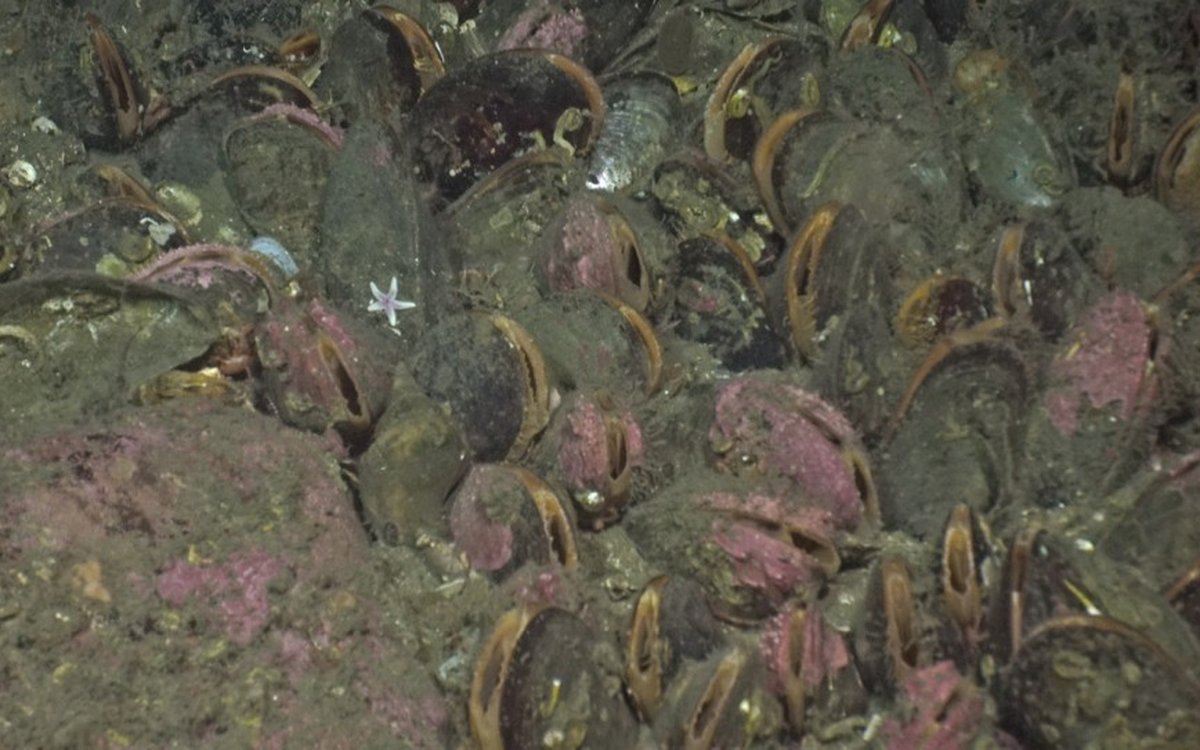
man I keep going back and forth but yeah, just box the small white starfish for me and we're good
[367,276,416,326]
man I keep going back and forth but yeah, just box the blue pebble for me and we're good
[248,236,299,278]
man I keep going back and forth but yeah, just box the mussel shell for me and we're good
[357,365,471,544]
[1000,615,1200,748]
[671,234,787,371]
[223,109,339,264]
[587,72,681,193]
[652,647,782,749]
[447,463,577,577]
[470,606,637,750]
[0,274,217,433]
[411,50,602,208]
[880,324,1027,538]
[411,312,552,462]
[28,198,187,276]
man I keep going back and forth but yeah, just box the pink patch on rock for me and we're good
[498,7,588,58]
[448,465,517,571]
[711,521,819,604]
[882,661,985,750]
[555,396,643,494]
[710,375,864,529]
[700,491,835,540]
[157,548,283,646]
[1044,291,1152,436]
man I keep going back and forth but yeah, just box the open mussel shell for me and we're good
[1000,615,1200,748]
[990,220,1099,340]
[528,391,643,529]
[411,311,553,462]
[317,6,443,125]
[1155,108,1200,218]
[27,197,188,277]
[855,555,930,695]
[516,290,663,397]
[705,36,826,165]
[447,463,578,577]
[537,193,668,314]
[625,478,842,623]
[651,646,783,749]
[880,320,1026,538]
[670,233,787,371]
[357,364,470,545]
[587,72,681,193]
[469,605,636,750]
[767,203,891,369]
[624,575,724,722]
[0,273,217,433]
[895,274,991,349]
[411,49,604,209]
[255,295,396,444]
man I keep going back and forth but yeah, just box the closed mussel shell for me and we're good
[411,49,603,209]
[990,220,1098,340]
[855,555,931,695]
[1155,108,1200,219]
[28,197,188,277]
[0,274,217,432]
[223,106,341,264]
[1000,615,1200,748]
[587,72,681,194]
[469,605,636,750]
[671,233,787,371]
[881,320,1026,538]
[411,311,552,462]
[357,364,470,545]
[625,477,841,623]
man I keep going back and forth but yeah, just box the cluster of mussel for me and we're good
[5,0,1200,747]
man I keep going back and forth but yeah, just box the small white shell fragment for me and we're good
[31,116,60,134]
[1074,538,1095,553]
[3,159,38,188]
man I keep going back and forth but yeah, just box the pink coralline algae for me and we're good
[448,464,518,572]
[759,606,850,696]
[157,548,284,646]
[498,6,588,58]
[555,395,643,494]
[710,374,865,530]
[1044,291,1154,436]
[711,521,820,605]
[882,661,986,750]
[541,197,625,299]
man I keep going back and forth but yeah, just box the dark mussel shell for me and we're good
[410,49,603,209]
[411,311,553,462]
[670,233,787,371]
[855,555,927,695]
[651,646,783,749]
[469,605,637,750]
[624,575,724,722]
[1000,615,1200,748]
[881,320,1026,538]
[990,219,1099,340]
[317,6,443,125]
[705,36,826,165]
[27,196,188,277]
